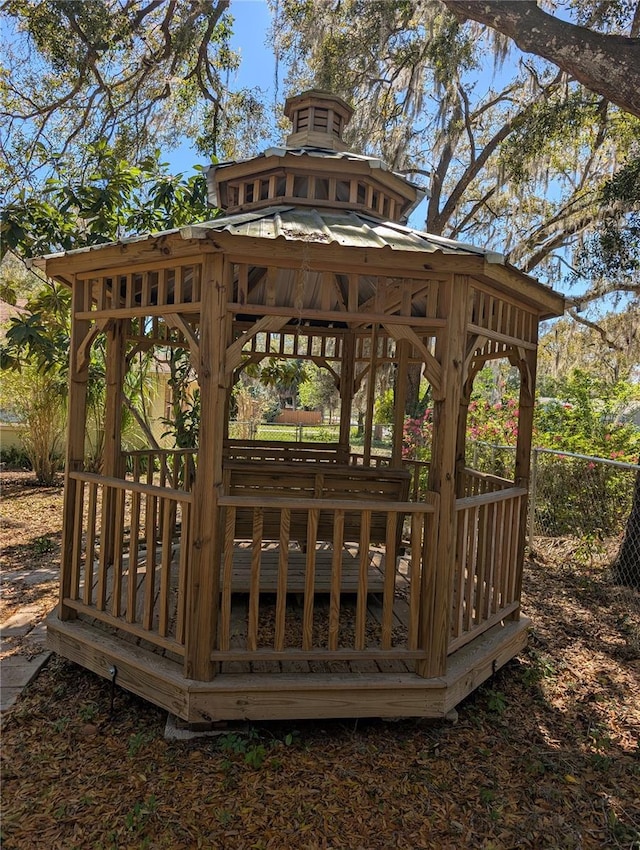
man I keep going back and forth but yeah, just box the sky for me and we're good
[171,0,433,228]
[166,1,276,176]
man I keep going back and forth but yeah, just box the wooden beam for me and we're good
[184,254,229,682]
[478,260,564,319]
[363,324,378,464]
[75,302,202,320]
[59,276,90,620]
[338,333,356,459]
[227,301,447,330]
[42,234,217,278]
[382,323,443,399]
[466,322,536,351]
[422,274,470,678]
[391,339,409,466]
[164,313,201,372]
[358,279,435,318]
[463,334,487,383]
[225,314,290,375]
[76,318,111,372]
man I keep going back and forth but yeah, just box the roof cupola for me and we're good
[205,89,425,223]
[284,89,354,152]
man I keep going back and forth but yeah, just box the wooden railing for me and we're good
[213,494,439,664]
[226,438,348,464]
[99,451,526,670]
[125,449,198,493]
[461,467,513,497]
[63,471,192,655]
[450,485,527,653]
[65,458,441,672]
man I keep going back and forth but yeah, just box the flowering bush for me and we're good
[401,371,639,465]
[468,398,519,445]
[402,408,433,459]
[534,372,639,463]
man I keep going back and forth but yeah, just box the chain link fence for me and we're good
[472,442,640,650]
[228,421,341,442]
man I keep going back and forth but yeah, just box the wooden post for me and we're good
[338,333,355,463]
[59,276,89,619]
[391,339,409,467]
[363,324,378,465]
[510,335,539,616]
[185,252,228,681]
[455,376,475,496]
[420,274,469,678]
[102,318,127,566]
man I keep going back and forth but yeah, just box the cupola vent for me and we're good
[284,90,354,151]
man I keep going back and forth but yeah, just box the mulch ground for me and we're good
[1,471,639,849]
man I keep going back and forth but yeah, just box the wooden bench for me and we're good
[224,439,348,465]
[223,461,411,559]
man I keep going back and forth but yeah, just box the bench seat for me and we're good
[223,461,411,558]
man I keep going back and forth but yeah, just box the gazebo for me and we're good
[38,91,564,722]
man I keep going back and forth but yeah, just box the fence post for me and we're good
[529,447,538,546]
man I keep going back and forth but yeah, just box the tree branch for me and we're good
[443,1,640,118]
[566,308,627,352]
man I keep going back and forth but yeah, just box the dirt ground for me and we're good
[1,471,639,849]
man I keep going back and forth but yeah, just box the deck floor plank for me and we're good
[75,543,417,675]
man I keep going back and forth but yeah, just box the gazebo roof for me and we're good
[32,204,564,319]
[34,205,502,260]
[182,206,504,258]
[30,89,564,320]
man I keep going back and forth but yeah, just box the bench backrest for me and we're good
[225,439,348,465]
[224,461,410,552]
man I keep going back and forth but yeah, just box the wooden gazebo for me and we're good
[38,91,564,722]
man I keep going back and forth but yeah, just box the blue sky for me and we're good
[166,0,276,175]
[168,0,433,228]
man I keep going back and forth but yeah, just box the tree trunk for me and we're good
[612,457,640,588]
[443,1,640,119]
[405,363,423,416]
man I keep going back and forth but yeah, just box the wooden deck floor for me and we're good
[76,542,416,676]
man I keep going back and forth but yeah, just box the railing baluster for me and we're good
[176,501,190,646]
[96,486,110,611]
[219,506,236,651]
[128,479,141,624]
[275,508,291,651]
[328,510,344,651]
[302,509,319,651]
[143,494,157,631]
[110,488,126,617]
[247,507,263,651]
[158,499,173,636]
[84,482,98,605]
[381,512,398,649]
[475,502,489,624]
[508,496,522,603]
[70,479,85,600]
[355,510,371,650]
[408,512,423,650]
[464,506,479,631]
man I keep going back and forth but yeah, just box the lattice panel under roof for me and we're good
[230,264,444,323]
[234,325,343,362]
[469,286,537,345]
[82,264,201,311]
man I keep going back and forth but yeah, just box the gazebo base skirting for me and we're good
[46,611,529,722]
